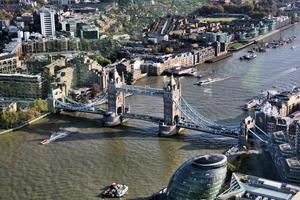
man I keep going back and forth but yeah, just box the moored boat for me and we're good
[243,53,257,60]
[101,183,128,198]
[243,99,260,111]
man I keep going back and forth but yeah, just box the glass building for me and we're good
[166,154,227,200]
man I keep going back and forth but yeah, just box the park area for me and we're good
[200,17,238,22]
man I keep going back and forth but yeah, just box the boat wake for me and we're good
[277,66,300,77]
[41,131,70,145]
[195,76,231,86]
[291,44,300,49]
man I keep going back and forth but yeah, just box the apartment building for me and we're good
[0,74,42,99]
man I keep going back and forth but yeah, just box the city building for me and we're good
[218,173,300,200]
[268,126,300,185]
[60,17,77,36]
[54,55,109,95]
[3,38,22,56]
[39,7,56,37]
[49,0,79,5]
[165,154,227,200]
[22,37,80,54]
[255,87,300,134]
[0,74,42,99]
[0,53,21,73]
[0,101,17,113]
[141,46,215,76]
[80,25,99,39]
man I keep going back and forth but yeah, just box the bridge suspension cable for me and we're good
[175,97,238,137]
[248,129,267,144]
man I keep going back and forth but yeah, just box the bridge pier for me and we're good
[158,75,182,136]
[104,69,126,127]
[159,123,180,136]
[103,113,122,127]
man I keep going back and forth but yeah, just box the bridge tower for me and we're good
[104,69,126,126]
[239,116,254,147]
[159,75,181,136]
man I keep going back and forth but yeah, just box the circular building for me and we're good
[165,154,227,200]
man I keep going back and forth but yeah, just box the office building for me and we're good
[0,74,42,99]
[39,7,56,37]
[165,154,227,200]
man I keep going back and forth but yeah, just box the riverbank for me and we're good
[228,23,296,52]
[0,112,51,135]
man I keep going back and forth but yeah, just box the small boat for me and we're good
[40,131,69,145]
[194,78,213,86]
[41,139,50,145]
[258,47,266,52]
[243,99,260,111]
[243,53,257,60]
[102,183,128,198]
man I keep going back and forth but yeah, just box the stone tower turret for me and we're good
[159,75,181,136]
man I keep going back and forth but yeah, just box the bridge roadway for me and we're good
[122,113,163,124]
[117,85,165,97]
[177,122,239,138]
[55,102,108,115]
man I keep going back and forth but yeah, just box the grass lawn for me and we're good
[229,42,245,49]
[200,17,238,22]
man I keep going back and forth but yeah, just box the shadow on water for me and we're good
[22,111,250,148]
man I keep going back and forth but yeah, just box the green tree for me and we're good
[42,68,52,99]
[80,39,90,51]
[29,99,48,113]
[165,47,174,54]
[95,55,112,66]
[1,111,19,128]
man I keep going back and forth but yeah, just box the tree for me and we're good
[1,111,19,128]
[95,54,112,66]
[80,39,90,51]
[25,108,40,120]
[29,99,48,113]
[240,4,254,14]
[124,71,133,84]
[42,68,52,99]
[165,47,174,54]
[223,4,240,14]
[197,4,224,15]
[91,84,101,98]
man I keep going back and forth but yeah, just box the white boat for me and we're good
[243,99,260,111]
[195,78,213,86]
[243,53,257,60]
[195,77,230,86]
[41,132,70,145]
[102,183,129,198]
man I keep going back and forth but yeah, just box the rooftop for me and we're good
[218,173,300,200]
[286,158,300,169]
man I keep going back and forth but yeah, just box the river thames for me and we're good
[1,25,300,199]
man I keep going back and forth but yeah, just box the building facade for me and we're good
[0,74,42,99]
[39,8,56,37]
[0,53,21,74]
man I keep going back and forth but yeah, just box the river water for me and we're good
[1,25,300,200]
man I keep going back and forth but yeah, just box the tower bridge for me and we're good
[49,69,239,138]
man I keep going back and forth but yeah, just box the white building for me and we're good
[39,8,56,37]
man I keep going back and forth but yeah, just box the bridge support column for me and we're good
[47,98,62,114]
[239,116,254,147]
[159,75,181,136]
[103,69,126,127]
[159,123,180,136]
[103,113,122,126]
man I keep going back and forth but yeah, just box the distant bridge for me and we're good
[49,70,239,138]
